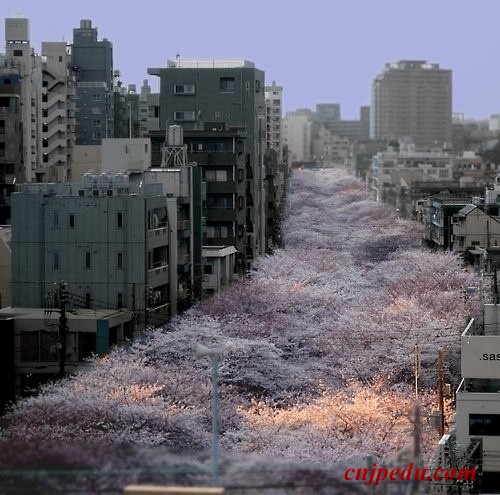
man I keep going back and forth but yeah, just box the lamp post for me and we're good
[195,344,222,487]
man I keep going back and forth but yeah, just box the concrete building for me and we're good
[0,306,133,408]
[315,103,341,122]
[370,60,452,148]
[283,111,312,165]
[452,205,500,254]
[10,167,203,324]
[139,79,160,136]
[39,41,76,182]
[0,18,42,222]
[148,59,267,263]
[453,309,500,491]
[71,19,114,145]
[312,126,350,164]
[202,245,237,297]
[265,81,283,163]
[0,226,11,308]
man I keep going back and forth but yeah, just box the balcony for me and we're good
[207,208,236,222]
[148,261,169,285]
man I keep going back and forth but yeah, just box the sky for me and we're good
[2,0,500,120]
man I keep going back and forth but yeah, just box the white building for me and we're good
[265,81,283,163]
[283,111,312,165]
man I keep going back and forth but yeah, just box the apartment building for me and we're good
[371,60,452,148]
[148,59,267,263]
[265,81,283,163]
[283,111,312,165]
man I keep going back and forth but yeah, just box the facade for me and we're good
[0,307,133,406]
[202,245,237,297]
[265,81,283,163]
[315,103,341,122]
[0,226,11,308]
[282,111,312,165]
[0,18,42,222]
[452,205,500,253]
[370,60,452,148]
[10,168,203,323]
[39,41,76,182]
[148,59,266,263]
[454,309,500,491]
[139,79,160,136]
[311,126,350,164]
[71,19,114,145]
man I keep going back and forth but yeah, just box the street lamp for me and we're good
[195,344,223,487]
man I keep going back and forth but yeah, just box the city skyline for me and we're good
[2,0,500,120]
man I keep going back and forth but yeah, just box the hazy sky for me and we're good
[2,0,500,119]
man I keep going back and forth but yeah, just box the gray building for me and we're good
[10,167,202,326]
[371,60,452,148]
[71,19,114,144]
[148,59,267,262]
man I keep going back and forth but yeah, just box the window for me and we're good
[220,77,235,92]
[174,111,196,121]
[42,153,48,163]
[85,252,91,269]
[117,212,123,228]
[92,94,101,101]
[42,108,48,118]
[42,138,48,148]
[58,56,63,62]
[53,211,59,227]
[42,93,48,103]
[69,214,75,228]
[53,251,60,270]
[117,252,123,269]
[84,293,92,310]
[207,195,232,208]
[93,120,101,127]
[13,49,23,57]
[470,414,500,436]
[205,169,227,182]
[117,293,123,309]
[91,107,101,115]
[42,123,48,132]
[206,225,229,238]
[203,264,213,274]
[92,132,101,140]
[174,84,195,94]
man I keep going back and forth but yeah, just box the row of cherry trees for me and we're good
[1,168,481,493]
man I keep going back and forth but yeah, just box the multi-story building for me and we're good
[10,166,202,323]
[38,41,76,183]
[0,18,42,222]
[265,81,283,163]
[139,79,160,136]
[370,60,452,148]
[71,19,114,145]
[283,111,312,165]
[148,59,267,264]
[315,103,341,122]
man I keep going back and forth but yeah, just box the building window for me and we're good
[173,111,196,122]
[220,77,235,92]
[53,211,59,227]
[205,169,227,182]
[53,251,60,270]
[117,252,123,269]
[42,108,48,118]
[85,252,91,269]
[117,212,123,228]
[91,107,101,115]
[93,120,101,127]
[42,93,48,103]
[203,264,213,274]
[58,55,63,62]
[92,94,101,101]
[69,214,75,228]
[84,293,92,309]
[206,225,229,238]
[42,123,48,132]
[42,138,48,148]
[469,414,500,436]
[13,49,23,57]
[117,293,123,309]
[42,153,48,163]
[174,84,195,95]
[92,132,101,140]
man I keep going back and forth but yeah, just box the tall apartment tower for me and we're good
[0,18,43,222]
[148,59,266,263]
[370,60,452,148]
[265,81,283,163]
[39,42,76,182]
[71,20,114,144]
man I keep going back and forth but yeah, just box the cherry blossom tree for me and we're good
[0,168,482,493]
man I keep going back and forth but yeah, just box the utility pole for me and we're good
[57,281,68,378]
[437,349,445,437]
[413,344,420,400]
